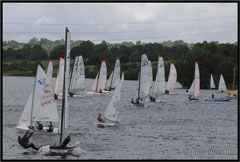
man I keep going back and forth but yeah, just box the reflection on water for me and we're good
[3,76,238,160]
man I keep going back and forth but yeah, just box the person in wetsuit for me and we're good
[150,96,156,102]
[46,121,53,133]
[36,121,43,130]
[97,114,104,123]
[18,130,39,150]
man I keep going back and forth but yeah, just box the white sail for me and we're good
[17,65,59,128]
[97,61,107,92]
[46,60,53,84]
[189,80,194,94]
[63,29,71,132]
[69,56,79,92]
[78,56,85,91]
[104,73,124,122]
[111,59,121,89]
[166,63,177,92]
[106,71,113,89]
[193,62,200,98]
[17,92,33,127]
[91,72,99,92]
[148,60,153,95]
[210,74,215,89]
[218,74,227,91]
[153,57,165,97]
[139,54,152,99]
[54,57,64,96]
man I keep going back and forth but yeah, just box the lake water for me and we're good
[2,76,238,160]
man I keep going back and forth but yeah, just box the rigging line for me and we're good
[3,16,236,26]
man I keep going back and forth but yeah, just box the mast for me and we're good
[30,67,38,126]
[232,68,235,91]
[60,27,69,144]
[96,72,100,92]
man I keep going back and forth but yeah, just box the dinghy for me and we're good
[148,56,166,103]
[205,73,232,102]
[131,54,151,107]
[16,65,60,134]
[46,60,53,84]
[38,27,81,156]
[106,59,121,92]
[97,73,124,128]
[165,63,177,95]
[86,61,108,95]
[54,57,65,100]
[188,62,200,100]
[69,56,85,97]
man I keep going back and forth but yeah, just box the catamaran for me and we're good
[165,63,177,95]
[54,57,64,100]
[106,59,121,92]
[188,62,200,100]
[148,56,166,102]
[86,61,108,95]
[97,73,124,128]
[69,56,85,97]
[16,65,60,134]
[131,54,152,107]
[46,60,53,84]
[38,27,81,156]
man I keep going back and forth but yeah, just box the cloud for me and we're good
[3,3,237,43]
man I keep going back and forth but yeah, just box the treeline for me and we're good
[3,39,238,89]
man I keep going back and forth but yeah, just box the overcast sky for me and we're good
[3,3,238,44]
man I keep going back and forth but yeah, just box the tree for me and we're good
[50,45,65,59]
[120,54,129,63]
[30,44,48,60]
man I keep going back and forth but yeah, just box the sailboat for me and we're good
[188,62,200,100]
[205,73,232,102]
[46,60,53,84]
[54,57,65,100]
[86,61,108,95]
[69,56,85,97]
[165,63,177,95]
[97,73,124,128]
[148,56,166,102]
[16,65,60,134]
[131,54,152,107]
[106,59,121,92]
[218,74,227,93]
[38,27,81,156]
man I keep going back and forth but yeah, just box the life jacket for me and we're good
[98,115,102,122]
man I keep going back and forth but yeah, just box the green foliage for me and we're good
[2,39,237,89]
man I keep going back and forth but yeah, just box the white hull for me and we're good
[97,122,116,128]
[16,126,59,134]
[86,91,108,95]
[38,145,81,156]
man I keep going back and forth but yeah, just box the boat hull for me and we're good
[205,97,232,102]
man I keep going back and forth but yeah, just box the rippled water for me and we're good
[3,76,238,160]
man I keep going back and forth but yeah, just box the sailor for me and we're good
[36,121,43,130]
[131,98,134,104]
[46,121,53,133]
[18,130,39,150]
[212,93,214,99]
[136,98,139,104]
[100,89,103,93]
[150,96,156,102]
[97,114,104,123]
